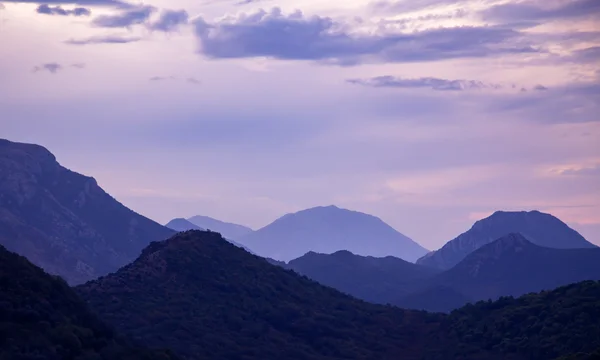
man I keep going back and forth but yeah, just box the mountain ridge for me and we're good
[0,138,175,284]
[187,214,253,239]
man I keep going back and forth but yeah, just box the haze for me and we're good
[1,0,599,248]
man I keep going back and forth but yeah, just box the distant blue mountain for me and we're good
[187,215,253,240]
[237,205,428,262]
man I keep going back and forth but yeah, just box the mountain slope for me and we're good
[397,233,600,311]
[445,280,600,360]
[417,210,595,270]
[237,205,428,262]
[0,243,178,360]
[165,218,204,232]
[287,250,439,303]
[0,139,175,284]
[187,215,253,239]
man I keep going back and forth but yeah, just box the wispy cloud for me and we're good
[2,0,128,7]
[32,63,62,73]
[193,7,538,65]
[187,77,201,84]
[36,4,91,16]
[481,0,600,23]
[149,76,201,85]
[31,62,87,73]
[147,9,188,32]
[65,34,141,45]
[560,165,600,176]
[92,4,154,28]
[347,76,505,91]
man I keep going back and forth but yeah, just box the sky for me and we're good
[1,0,599,249]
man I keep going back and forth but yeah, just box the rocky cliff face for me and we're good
[0,139,174,284]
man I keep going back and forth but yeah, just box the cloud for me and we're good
[65,34,141,45]
[481,0,600,23]
[2,0,128,6]
[187,77,201,84]
[36,4,91,16]
[347,76,504,91]
[32,63,62,73]
[148,76,201,85]
[71,62,86,68]
[0,3,5,9]
[235,0,268,5]
[147,9,188,32]
[560,165,600,176]
[92,4,154,28]
[193,8,538,65]
[370,0,467,15]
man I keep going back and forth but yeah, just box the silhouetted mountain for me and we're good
[0,139,175,284]
[0,243,178,360]
[432,233,600,301]
[237,205,428,262]
[187,215,253,239]
[417,210,595,270]
[287,250,439,303]
[76,230,451,360]
[165,218,204,232]
[398,233,600,312]
[75,231,600,360]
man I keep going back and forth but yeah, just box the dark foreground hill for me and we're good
[417,210,595,270]
[287,250,439,303]
[238,205,428,262]
[0,139,174,284]
[76,231,451,360]
[77,230,600,360]
[0,243,178,360]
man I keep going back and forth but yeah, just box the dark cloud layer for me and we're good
[65,34,141,45]
[481,0,600,23]
[147,9,188,32]
[36,4,90,16]
[92,4,154,27]
[347,76,504,91]
[193,8,538,65]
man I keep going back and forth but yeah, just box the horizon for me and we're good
[1,0,599,249]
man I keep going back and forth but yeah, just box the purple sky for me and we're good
[1,0,599,249]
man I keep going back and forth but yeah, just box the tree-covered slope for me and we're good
[0,244,178,360]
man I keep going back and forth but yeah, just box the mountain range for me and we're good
[281,233,600,312]
[0,139,175,284]
[76,230,600,360]
[417,210,596,270]
[236,205,429,262]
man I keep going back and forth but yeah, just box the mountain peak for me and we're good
[239,205,428,262]
[417,210,595,270]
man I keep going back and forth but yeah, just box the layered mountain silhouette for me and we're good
[417,210,595,270]
[165,217,253,253]
[165,218,204,232]
[237,205,428,262]
[75,230,600,360]
[187,215,253,239]
[286,250,439,303]
[0,243,178,360]
[391,233,600,311]
[0,139,175,284]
